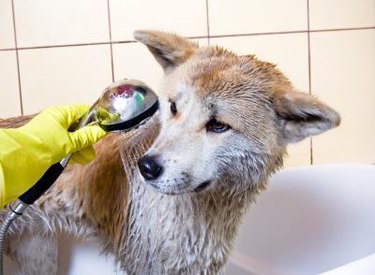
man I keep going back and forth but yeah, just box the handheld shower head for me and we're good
[80,79,159,132]
[17,79,159,206]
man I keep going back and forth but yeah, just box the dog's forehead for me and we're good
[189,57,245,96]
[179,53,267,101]
[164,60,262,117]
[164,46,290,114]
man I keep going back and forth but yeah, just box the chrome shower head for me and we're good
[84,79,159,132]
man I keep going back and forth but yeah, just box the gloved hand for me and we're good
[0,105,107,206]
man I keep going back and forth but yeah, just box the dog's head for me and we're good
[134,30,340,195]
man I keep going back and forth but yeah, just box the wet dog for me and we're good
[0,30,340,274]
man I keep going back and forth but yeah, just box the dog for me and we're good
[0,30,340,274]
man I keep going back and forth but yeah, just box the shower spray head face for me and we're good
[91,79,159,132]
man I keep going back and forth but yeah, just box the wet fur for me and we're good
[0,31,340,274]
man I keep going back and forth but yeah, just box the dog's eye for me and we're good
[170,101,177,116]
[206,119,231,133]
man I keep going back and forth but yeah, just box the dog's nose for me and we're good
[138,155,163,180]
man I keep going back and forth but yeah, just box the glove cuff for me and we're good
[0,163,4,207]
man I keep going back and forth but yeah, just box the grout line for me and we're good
[205,0,210,46]
[0,47,16,51]
[106,0,115,82]
[307,1,312,96]
[0,26,374,52]
[307,0,314,165]
[209,26,375,39]
[306,0,313,165]
[111,40,138,45]
[310,26,375,33]
[11,0,23,115]
[209,30,308,39]
[15,41,112,51]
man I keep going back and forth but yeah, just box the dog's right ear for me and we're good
[134,30,198,73]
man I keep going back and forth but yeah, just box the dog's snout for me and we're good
[138,155,163,180]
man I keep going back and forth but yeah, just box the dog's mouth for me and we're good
[194,180,211,193]
[147,180,212,195]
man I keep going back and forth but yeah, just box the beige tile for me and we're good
[110,0,207,41]
[113,38,208,93]
[211,34,311,167]
[310,0,375,30]
[0,0,15,49]
[208,0,307,35]
[14,0,109,47]
[19,45,112,115]
[311,29,375,164]
[196,38,209,47]
[113,42,164,93]
[283,139,311,168]
[0,51,21,118]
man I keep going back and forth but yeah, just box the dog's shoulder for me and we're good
[0,114,34,128]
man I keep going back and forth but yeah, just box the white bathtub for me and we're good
[5,164,375,274]
[226,164,375,275]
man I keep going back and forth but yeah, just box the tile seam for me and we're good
[106,0,115,82]
[206,0,210,46]
[11,0,23,115]
[0,26,374,52]
[307,0,314,165]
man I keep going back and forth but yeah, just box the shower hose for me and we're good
[0,200,29,275]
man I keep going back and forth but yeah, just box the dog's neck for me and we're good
[121,173,264,274]
[114,121,268,274]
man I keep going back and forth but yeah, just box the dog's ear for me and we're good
[273,90,340,143]
[134,30,198,73]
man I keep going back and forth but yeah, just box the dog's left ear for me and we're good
[273,90,340,143]
[134,30,198,73]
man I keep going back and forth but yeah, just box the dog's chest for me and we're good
[121,180,236,274]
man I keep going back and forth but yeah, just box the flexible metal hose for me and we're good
[0,211,16,275]
[0,201,28,275]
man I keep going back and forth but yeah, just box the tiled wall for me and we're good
[0,0,374,167]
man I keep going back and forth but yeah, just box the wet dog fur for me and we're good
[0,30,340,274]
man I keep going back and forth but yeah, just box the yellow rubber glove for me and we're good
[0,105,107,206]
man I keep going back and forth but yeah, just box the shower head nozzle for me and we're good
[86,79,159,132]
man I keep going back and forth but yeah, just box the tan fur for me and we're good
[1,31,340,274]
